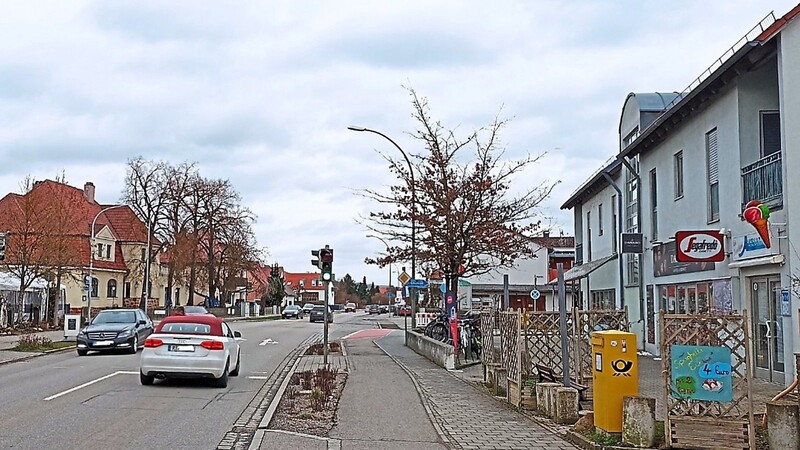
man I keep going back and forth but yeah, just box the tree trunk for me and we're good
[50,273,63,328]
[188,262,196,306]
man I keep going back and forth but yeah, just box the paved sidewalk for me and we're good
[377,332,577,450]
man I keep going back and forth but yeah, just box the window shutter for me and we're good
[706,129,718,183]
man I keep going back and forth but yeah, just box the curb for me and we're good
[257,357,300,430]
[373,339,454,450]
[0,344,76,367]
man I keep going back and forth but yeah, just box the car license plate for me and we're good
[94,340,113,346]
[168,344,195,352]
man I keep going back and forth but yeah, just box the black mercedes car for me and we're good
[281,304,304,319]
[309,306,333,323]
[76,309,154,356]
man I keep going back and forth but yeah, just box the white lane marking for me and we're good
[340,331,359,340]
[259,339,279,346]
[248,376,269,380]
[44,370,138,401]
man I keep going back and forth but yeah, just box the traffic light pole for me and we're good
[323,280,329,366]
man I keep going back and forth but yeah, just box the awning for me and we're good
[728,254,784,269]
[552,254,618,283]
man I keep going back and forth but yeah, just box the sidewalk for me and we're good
[0,329,73,365]
[258,330,578,450]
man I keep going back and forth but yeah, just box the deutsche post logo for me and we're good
[611,359,633,376]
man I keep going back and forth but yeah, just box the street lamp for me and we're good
[88,204,127,323]
[349,126,418,327]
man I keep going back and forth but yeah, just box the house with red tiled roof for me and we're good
[283,271,327,304]
[0,180,164,317]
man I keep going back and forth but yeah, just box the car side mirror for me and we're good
[234,331,242,338]
[138,320,147,326]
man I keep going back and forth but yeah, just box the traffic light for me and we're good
[311,249,320,268]
[319,248,333,282]
[0,232,6,261]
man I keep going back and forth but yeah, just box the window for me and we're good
[611,195,618,253]
[299,279,305,286]
[107,279,117,298]
[761,111,781,156]
[598,203,604,236]
[141,247,146,261]
[623,127,639,148]
[105,244,112,259]
[674,150,684,199]
[586,211,592,262]
[96,243,103,258]
[650,169,658,241]
[91,277,99,298]
[706,128,719,222]
[590,289,615,309]
[625,157,640,285]
[124,282,131,298]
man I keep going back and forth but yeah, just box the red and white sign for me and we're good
[675,230,725,262]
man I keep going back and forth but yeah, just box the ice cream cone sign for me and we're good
[743,200,771,248]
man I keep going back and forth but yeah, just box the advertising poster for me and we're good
[671,345,733,402]
[653,240,714,277]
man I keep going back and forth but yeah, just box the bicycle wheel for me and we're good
[430,322,449,342]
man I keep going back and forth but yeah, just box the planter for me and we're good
[521,380,537,410]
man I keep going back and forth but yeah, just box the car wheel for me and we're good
[140,371,154,386]
[77,349,88,356]
[214,361,229,388]
[128,335,139,354]
[229,351,241,377]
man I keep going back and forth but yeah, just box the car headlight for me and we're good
[118,329,133,338]
[78,329,87,336]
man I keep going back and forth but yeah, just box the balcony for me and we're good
[741,152,782,210]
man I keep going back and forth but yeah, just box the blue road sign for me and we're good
[405,279,429,289]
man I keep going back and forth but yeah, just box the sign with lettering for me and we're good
[653,240,715,277]
[670,345,732,402]
[621,233,643,254]
[731,232,778,261]
[675,231,725,262]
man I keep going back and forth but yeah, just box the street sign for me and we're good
[405,279,429,289]
[398,271,411,286]
[530,289,541,300]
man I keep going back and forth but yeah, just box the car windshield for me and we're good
[184,306,208,314]
[285,305,299,311]
[92,311,136,324]
[312,306,325,312]
[346,303,355,307]
[303,304,314,308]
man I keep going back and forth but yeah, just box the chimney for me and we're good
[543,230,550,238]
[84,182,95,203]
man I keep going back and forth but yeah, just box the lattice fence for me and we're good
[661,312,754,450]
[480,309,499,366]
[574,309,630,382]
[520,311,562,378]
[498,311,521,383]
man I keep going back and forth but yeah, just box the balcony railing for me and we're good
[741,152,782,209]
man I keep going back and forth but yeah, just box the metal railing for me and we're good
[741,152,782,208]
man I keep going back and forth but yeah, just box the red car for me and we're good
[396,306,412,316]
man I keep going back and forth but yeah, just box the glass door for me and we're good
[752,277,785,383]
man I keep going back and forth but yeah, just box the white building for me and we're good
[563,5,800,385]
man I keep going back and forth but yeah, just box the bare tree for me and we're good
[363,88,559,293]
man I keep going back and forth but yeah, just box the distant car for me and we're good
[379,305,390,314]
[344,302,357,313]
[184,306,211,315]
[309,306,333,323]
[397,305,412,316]
[368,304,380,315]
[76,309,154,356]
[139,314,242,388]
[302,303,316,314]
[281,305,304,319]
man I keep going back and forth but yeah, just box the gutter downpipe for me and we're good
[618,156,646,350]
[601,171,625,311]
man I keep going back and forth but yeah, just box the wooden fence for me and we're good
[660,312,754,450]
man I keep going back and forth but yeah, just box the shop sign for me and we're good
[671,345,733,402]
[731,232,778,261]
[621,233,643,254]
[675,231,725,263]
[653,240,715,277]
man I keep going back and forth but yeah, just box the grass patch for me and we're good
[581,429,621,447]
[238,315,281,322]
[12,335,74,352]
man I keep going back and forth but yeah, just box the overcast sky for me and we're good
[0,1,796,286]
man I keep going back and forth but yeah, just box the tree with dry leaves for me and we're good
[363,89,558,295]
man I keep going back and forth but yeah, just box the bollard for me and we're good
[622,396,656,447]
[554,387,579,424]
[766,401,800,450]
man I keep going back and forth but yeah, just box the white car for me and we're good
[139,315,242,388]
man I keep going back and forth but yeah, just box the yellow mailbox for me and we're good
[591,330,638,433]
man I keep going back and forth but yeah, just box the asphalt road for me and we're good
[0,311,373,450]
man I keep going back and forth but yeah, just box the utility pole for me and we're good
[324,281,329,366]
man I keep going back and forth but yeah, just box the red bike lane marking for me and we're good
[343,329,394,340]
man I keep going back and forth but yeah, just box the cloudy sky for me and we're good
[0,1,796,285]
